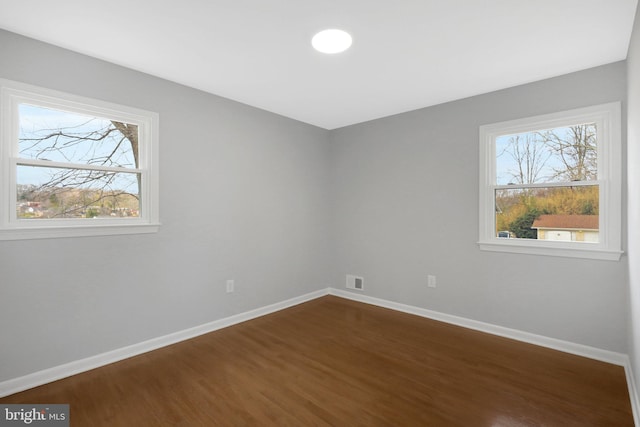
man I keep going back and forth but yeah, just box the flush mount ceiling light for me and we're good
[312,29,352,54]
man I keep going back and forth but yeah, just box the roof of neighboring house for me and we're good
[532,214,599,230]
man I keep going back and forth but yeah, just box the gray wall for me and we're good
[627,4,640,399]
[0,30,332,382]
[0,27,633,385]
[329,62,629,352]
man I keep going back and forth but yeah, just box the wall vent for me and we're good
[346,274,364,291]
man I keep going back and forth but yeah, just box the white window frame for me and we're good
[0,79,160,240]
[478,102,622,261]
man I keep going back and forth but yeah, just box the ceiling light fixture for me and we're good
[312,29,352,54]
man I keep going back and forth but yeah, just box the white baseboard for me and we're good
[328,288,628,366]
[2,285,638,426]
[0,289,327,398]
[624,357,640,427]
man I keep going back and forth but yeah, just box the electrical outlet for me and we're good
[226,279,235,293]
[427,275,437,288]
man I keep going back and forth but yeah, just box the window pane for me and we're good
[495,186,599,242]
[17,165,140,219]
[496,123,597,185]
[18,104,138,169]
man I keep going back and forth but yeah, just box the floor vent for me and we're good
[346,275,364,291]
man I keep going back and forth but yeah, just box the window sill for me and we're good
[478,240,623,261]
[0,222,160,241]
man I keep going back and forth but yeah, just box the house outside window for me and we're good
[478,103,621,260]
[532,214,599,242]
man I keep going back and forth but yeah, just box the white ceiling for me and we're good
[0,1,637,129]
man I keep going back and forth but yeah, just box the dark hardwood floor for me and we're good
[1,296,634,426]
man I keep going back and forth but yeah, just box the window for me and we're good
[479,103,621,260]
[0,79,159,240]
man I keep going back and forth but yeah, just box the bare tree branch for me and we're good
[501,133,551,184]
[17,118,140,219]
[538,124,597,181]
